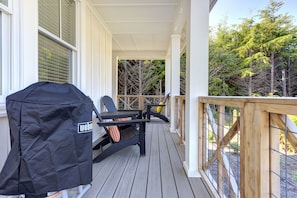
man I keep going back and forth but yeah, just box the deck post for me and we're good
[240,103,270,197]
[184,0,209,177]
[169,34,181,132]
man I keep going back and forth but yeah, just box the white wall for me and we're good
[79,0,113,111]
[0,0,113,171]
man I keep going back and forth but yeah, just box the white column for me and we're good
[170,34,181,132]
[184,0,209,177]
[165,56,171,98]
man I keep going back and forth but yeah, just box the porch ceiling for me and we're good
[92,0,217,60]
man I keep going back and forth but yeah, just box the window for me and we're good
[0,0,7,6]
[38,34,72,83]
[38,0,76,83]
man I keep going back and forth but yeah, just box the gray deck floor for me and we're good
[85,119,211,198]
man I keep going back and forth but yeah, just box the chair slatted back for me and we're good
[102,95,117,112]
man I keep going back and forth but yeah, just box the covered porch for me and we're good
[87,120,210,198]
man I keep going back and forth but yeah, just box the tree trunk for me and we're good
[248,75,252,96]
[282,69,286,96]
[287,57,292,96]
[124,60,128,108]
[248,51,253,96]
[270,53,275,94]
[138,60,142,95]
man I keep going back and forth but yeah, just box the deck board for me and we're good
[158,122,178,198]
[84,119,211,198]
[163,123,195,198]
[96,151,132,197]
[129,122,152,198]
[146,122,162,198]
[113,150,139,198]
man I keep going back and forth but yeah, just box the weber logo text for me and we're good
[78,121,93,133]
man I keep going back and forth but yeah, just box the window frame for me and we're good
[0,2,12,106]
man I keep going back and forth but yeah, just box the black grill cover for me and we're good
[0,82,93,195]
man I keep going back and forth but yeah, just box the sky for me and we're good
[209,0,297,27]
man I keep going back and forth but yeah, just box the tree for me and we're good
[209,23,242,96]
[118,60,166,95]
[209,0,297,97]
[254,0,297,95]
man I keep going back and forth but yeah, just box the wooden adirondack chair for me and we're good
[92,104,147,163]
[143,93,170,122]
[101,95,142,119]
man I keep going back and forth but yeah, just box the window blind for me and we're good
[39,0,60,37]
[62,0,76,46]
[38,0,76,83]
[0,0,8,6]
[38,34,72,83]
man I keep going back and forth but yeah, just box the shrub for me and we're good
[230,142,240,153]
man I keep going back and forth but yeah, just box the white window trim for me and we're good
[38,26,77,51]
[0,2,11,116]
[0,1,12,14]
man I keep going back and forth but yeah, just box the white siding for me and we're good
[79,0,112,111]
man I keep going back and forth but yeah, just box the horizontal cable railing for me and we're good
[198,97,297,198]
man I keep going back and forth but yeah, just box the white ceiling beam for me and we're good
[114,50,167,60]
[92,3,177,7]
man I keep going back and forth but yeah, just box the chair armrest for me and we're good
[97,119,149,127]
[145,104,166,112]
[146,104,166,107]
[118,109,142,112]
[118,109,143,118]
[99,111,140,119]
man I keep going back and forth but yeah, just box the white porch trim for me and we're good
[169,34,181,132]
[184,0,209,177]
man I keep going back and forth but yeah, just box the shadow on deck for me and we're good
[86,119,211,198]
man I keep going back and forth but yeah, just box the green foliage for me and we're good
[280,132,297,153]
[208,131,215,142]
[143,60,166,93]
[209,0,297,96]
[230,142,240,153]
[288,115,297,125]
[180,53,186,95]
[293,171,297,182]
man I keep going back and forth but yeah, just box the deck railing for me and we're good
[174,95,186,144]
[198,97,297,198]
[116,95,170,116]
[117,95,297,197]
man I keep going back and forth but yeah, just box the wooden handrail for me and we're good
[116,95,171,117]
[198,96,297,198]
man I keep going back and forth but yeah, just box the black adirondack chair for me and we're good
[143,93,170,122]
[102,95,120,112]
[92,105,147,163]
[101,95,142,119]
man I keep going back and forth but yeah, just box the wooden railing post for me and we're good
[139,96,143,110]
[174,96,179,131]
[180,98,185,145]
[217,105,225,196]
[270,114,281,198]
[240,103,270,198]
